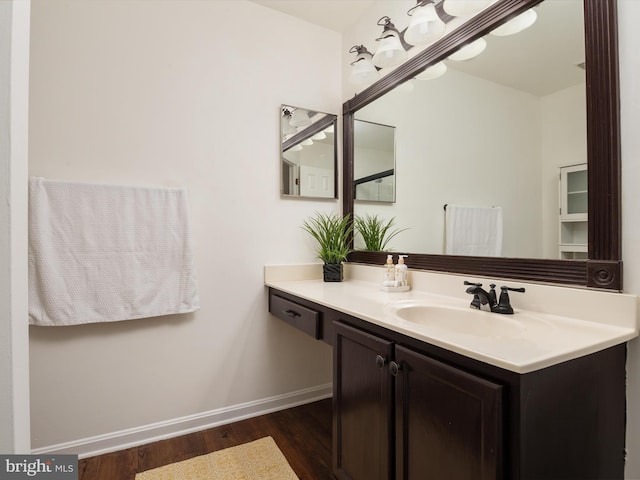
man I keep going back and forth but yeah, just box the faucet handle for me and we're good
[464,281,483,309]
[488,284,497,307]
[504,286,526,293]
[496,285,526,314]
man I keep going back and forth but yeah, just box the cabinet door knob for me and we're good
[375,355,387,368]
[389,361,402,376]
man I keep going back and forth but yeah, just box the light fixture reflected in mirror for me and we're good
[416,61,447,80]
[290,108,311,127]
[442,0,492,17]
[282,123,296,137]
[404,1,446,46]
[448,37,487,61]
[490,8,537,36]
[391,79,415,94]
[349,45,379,86]
[312,131,327,141]
[372,16,408,69]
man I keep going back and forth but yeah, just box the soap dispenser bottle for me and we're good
[395,255,409,287]
[383,254,396,286]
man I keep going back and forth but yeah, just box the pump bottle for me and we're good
[395,255,409,287]
[383,254,396,286]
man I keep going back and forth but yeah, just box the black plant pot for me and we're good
[323,263,343,282]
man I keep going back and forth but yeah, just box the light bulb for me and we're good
[290,109,311,127]
[405,3,446,46]
[350,57,380,85]
[372,33,408,69]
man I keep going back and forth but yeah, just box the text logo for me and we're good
[0,455,77,479]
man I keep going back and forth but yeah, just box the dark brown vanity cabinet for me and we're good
[394,344,503,480]
[268,288,627,479]
[333,321,393,480]
[333,321,503,480]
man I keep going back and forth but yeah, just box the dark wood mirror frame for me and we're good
[343,0,621,290]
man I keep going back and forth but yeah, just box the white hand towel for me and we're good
[29,177,200,326]
[445,205,503,256]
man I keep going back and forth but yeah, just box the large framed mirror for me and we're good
[343,0,621,290]
[281,105,338,199]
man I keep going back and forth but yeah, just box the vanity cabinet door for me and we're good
[394,345,503,480]
[333,321,394,480]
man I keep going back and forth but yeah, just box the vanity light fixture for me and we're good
[404,0,446,46]
[442,0,492,17]
[301,138,314,146]
[490,8,537,36]
[349,45,380,85]
[372,17,408,69]
[447,37,487,61]
[289,108,312,127]
[416,61,448,80]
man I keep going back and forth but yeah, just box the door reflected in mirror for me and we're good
[281,105,337,199]
[354,120,396,203]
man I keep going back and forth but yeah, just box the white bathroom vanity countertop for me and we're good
[264,264,639,374]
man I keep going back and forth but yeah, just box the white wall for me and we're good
[353,68,543,257]
[619,1,640,477]
[539,83,587,258]
[0,0,31,454]
[28,0,339,452]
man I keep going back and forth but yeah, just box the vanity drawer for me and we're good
[270,293,320,339]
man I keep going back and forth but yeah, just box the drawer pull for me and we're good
[283,309,302,318]
[390,361,402,376]
[375,355,387,368]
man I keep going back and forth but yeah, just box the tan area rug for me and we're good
[135,436,299,480]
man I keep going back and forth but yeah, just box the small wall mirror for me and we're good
[281,105,338,199]
[354,120,396,202]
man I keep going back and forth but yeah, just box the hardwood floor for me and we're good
[78,398,334,480]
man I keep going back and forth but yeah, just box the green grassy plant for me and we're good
[354,214,408,251]
[302,212,353,264]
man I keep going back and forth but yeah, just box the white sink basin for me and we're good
[388,301,527,338]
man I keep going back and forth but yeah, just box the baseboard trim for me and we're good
[31,383,333,459]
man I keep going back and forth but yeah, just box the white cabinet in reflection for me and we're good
[559,163,587,259]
